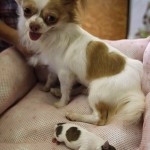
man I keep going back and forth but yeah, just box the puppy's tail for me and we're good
[114,94,145,125]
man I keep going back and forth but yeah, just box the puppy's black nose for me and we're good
[30,23,41,32]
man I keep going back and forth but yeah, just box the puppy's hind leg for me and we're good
[66,111,99,125]
[40,72,57,92]
[54,70,75,108]
[67,103,110,125]
[66,84,110,125]
[66,93,109,125]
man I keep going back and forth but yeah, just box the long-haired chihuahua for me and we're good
[15,0,145,126]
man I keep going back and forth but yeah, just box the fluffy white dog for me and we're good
[15,0,145,125]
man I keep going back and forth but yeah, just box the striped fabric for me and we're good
[0,0,18,51]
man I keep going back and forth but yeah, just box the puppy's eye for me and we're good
[46,15,57,24]
[24,8,32,17]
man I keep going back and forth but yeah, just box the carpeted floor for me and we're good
[81,0,128,40]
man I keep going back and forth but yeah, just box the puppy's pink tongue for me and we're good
[29,32,42,41]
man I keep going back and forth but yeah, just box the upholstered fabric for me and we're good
[0,85,143,150]
[140,93,150,150]
[0,47,36,114]
[0,38,150,150]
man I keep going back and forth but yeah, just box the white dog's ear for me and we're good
[62,0,76,5]
[62,0,87,9]
[15,0,23,5]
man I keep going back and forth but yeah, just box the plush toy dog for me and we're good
[53,123,116,150]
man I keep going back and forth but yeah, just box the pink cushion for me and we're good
[140,93,150,150]
[0,48,36,114]
[1,39,150,149]
[0,85,142,149]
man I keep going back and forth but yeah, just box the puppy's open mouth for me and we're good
[29,32,42,41]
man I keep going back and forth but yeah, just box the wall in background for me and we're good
[81,0,128,40]
[128,0,150,39]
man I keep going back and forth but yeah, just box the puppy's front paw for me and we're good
[65,111,76,121]
[50,88,61,97]
[39,85,50,92]
[53,101,67,108]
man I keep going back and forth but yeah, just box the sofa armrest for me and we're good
[0,47,36,114]
[140,93,150,150]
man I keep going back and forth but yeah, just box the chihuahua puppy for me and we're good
[53,123,116,150]
[16,0,145,125]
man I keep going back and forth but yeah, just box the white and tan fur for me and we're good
[16,0,145,125]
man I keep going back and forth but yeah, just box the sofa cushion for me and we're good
[0,48,36,114]
[0,85,142,150]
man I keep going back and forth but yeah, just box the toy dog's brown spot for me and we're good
[56,125,63,137]
[86,41,126,81]
[66,127,81,142]
[102,141,116,150]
